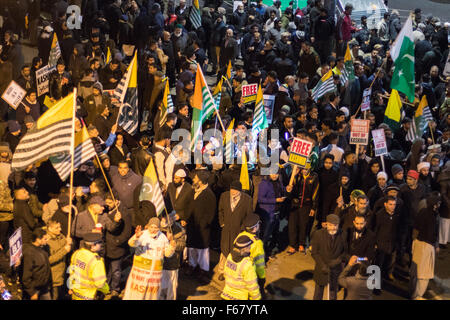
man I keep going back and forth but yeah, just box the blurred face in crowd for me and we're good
[387,190,398,198]
[353,216,366,232]
[341,176,349,186]
[173,175,184,188]
[384,199,396,214]
[116,134,124,147]
[431,157,440,167]
[57,63,65,73]
[90,203,104,215]
[298,113,307,123]
[22,66,31,78]
[337,60,344,69]
[270,11,276,20]
[430,66,439,78]
[90,181,100,194]
[284,117,294,129]
[377,176,387,188]
[321,65,330,76]
[174,27,182,37]
[25,177,37,189]
[302,43,310,53]
[406,176,418,188]
[419,167,429,176]
[393,170,403,181]
[118,162,129,177]
[147,223,159,236]
[309,108,318,120]
[345,153,356,165]
[327,222,338,235]
[47,222,62,236]
[324,157,333,170]
[179,105,189,117]
[105,198,115,210]
[163,31,171,41]
[356,198,369,214]
[35,234,49,247]
[111,62,119,71]
[270,173,279,181]
[370,162,380,174]
[28,92,37,103]
[93,88,100,96]
[86,163,96,176]
[102,158,110,170]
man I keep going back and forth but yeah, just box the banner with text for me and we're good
[9,227,22,267]
[242,83,258,104]
[36,65,55,96]
[350,119,370,145]
[372,128,388,156]
[361,88,371,111]
[1,81,26,110]
[288,137,313,167]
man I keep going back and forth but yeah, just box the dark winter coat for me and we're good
[13,200,38,244]
[218,191,253,256]
[167,182,194,222]
[372,208,400,253]
[130,146,152,177]
[342,226,376,263]
[186,187,216,249]
[21,244,52,297]
[311,228,347,285]
[105,205,132,259]
[438,169,450,219]
[111,169,142,213]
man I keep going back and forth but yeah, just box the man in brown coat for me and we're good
[217,181,253,280]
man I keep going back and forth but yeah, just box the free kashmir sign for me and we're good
[288,137,313,167]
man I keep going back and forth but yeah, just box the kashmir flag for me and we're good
[191,67,218,150]
[384,89,402,132]
[252,84,268,139]
[116,51,139,135]
[50,126,96,181]
[12,93,75,170]
[48,33,61,67]
[139,159,165,217]
[189,0,201,30]
[224,118,235,164]
[311,70,336,102]
[344,43,355,82]
[159,78,175,127]
[240,147,250,191]
[213,78,223,108]
[390,16,415,102]
[406,95,434,141]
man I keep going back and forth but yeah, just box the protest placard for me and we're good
[241,83,258,104]
[372,128,388,156]
[350,119,370,145]
[288,137,313,168]
[361,88,372,111]
[36,65,55,96]
[1,81,26,109]
[9,227,22,267]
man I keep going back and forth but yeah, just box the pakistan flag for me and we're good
[390,16,415,103]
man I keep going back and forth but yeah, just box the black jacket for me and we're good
[167,182,194,222]
[21,244,52,297]
[13,200,38,244]
[130,146,152,177]
[49,70,73,100]
[219,191,252,256]
[105,205,132,259]
[372,208,400,253]
[311,228,347,285]
[186,187,216,249]
[162,222,186,270]
[343,226,376,263]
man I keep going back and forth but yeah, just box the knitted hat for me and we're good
[377,172,388,180]
[417,162,430,172]
[407,170,419,180]
[8,120,20,133]
[93,81,103,92]
[391,164,403,176]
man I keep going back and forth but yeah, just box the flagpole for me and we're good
[94,152,119,211]
[429,122,436,145]
[67,89,77,238]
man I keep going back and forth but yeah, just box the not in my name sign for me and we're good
[288,137,313,167]
[350,119,370,145]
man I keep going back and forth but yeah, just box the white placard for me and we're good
[1,81,26,110]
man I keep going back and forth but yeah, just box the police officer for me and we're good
[68,232,110,300]
[234,214,266,296]
[221,235,262,300]
[286,165,320,253]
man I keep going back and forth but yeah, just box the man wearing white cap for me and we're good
[167,169,193,229]
[368,172,388,210]
[417,161,432,193]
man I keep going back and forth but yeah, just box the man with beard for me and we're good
[343,214,376,264]
[167,169,194,228]
[337,194,372,233]
[323,172,351,222]
[417,161,434,193]
[311,214,347,300]
[317,155,339,228]
[367,172,388,210]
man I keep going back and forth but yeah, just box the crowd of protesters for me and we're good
[0,0,449,301]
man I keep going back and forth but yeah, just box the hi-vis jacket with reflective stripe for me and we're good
[234,231,265,279]
[221,255,261,300]
[69,248,110,300]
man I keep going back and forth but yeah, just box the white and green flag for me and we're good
[390,16,415,103]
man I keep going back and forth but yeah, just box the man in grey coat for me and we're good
[111,161,142,217]
[338,256,373,300]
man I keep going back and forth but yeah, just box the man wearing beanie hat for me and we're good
[311,214,346,300]
[5,120,22,153]
[83,81,111,125]
[234,213,266,295]
[123,217,176,300]
[221,235,261,300]
[218,180,253,280]
[399,170,427,266]
[367,172,388,210]
[390,164,404,185]
[69,232,110,300]
[410,192,441,300]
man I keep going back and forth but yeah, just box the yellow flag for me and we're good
[240,147,250,191]
[37,93,74,129]
[226,60,232,79]
[415,95,428,117]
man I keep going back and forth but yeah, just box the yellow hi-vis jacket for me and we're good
[69,248,109,300]
[234,231,266,279]
[221,254,261,300]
